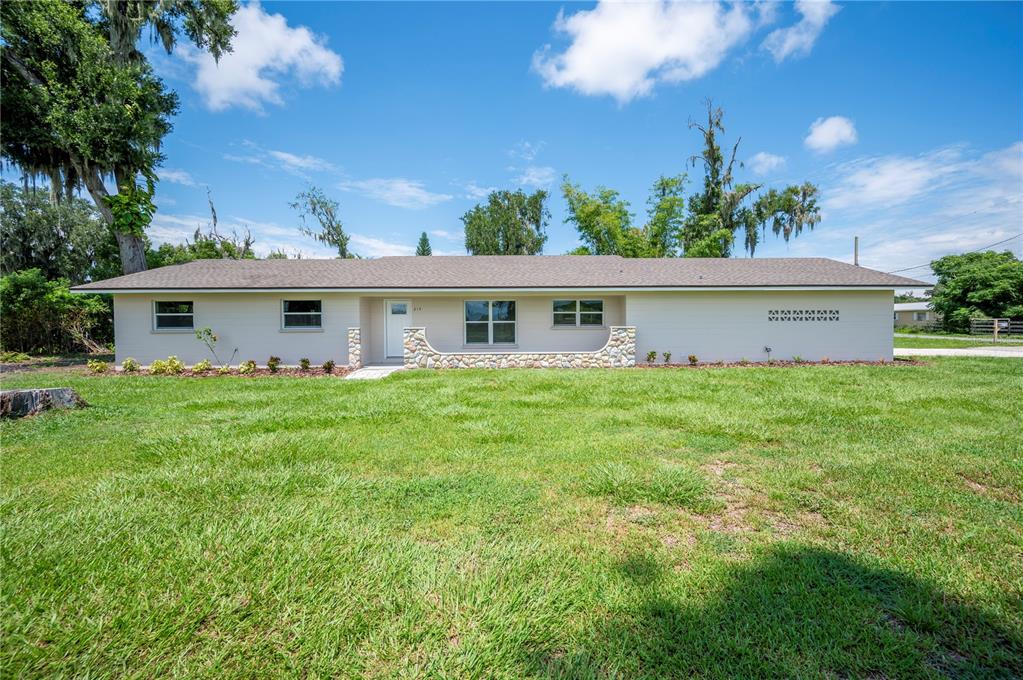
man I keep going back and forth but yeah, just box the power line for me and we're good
[886,232,1023,274]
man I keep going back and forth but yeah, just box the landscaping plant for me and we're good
[646,350,657,363]
[663,351,672,364]
[192,359,212,373]
[238,360,256,375]
[86,359,108,374]
[267,356,281,373]
[322,359,336,374]
[121,358,140,373]
[688,354,698,366]
[299,358,311,371]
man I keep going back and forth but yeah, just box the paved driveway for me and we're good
[894,346,1023,358]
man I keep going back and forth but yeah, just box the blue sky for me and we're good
[143,1,1021,280]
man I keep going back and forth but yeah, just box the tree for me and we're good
[462,190,549,255]
[929,251,1023,332]
[562,176,685,257]
[0,269,111,354]
[416,232,433,256]
[146,192,255,268]
[291,187,353,258]
[682,103,820,257]
[0,0,236,275]
[0,181,119,284]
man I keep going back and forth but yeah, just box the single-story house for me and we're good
[71,256,927,368]
[893,301,940,327]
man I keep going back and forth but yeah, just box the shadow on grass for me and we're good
[527,545,1022,678]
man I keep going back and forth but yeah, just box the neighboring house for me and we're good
[72,256,927,368]
[894,301,939,327]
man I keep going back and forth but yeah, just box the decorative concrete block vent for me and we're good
[403,326,636,369]
[348,327,362,369]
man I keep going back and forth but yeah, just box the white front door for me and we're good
[385,300,411,358]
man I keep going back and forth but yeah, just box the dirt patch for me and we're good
[696,461,829,536]
[660,532,696,549]
[604,505,658,537]
[702,459,739,478]
[959,473,1020,503]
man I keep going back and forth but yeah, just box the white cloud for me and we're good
[463,182,496,200]
[339,178,453,209]
[349,234,415,257]
[180,1,343,112]
[509,141,545,162]
[533,1,755,103]
[514,166,556,188]
[825,147,965,210]
[748,152,786,176]
[786,141,1023,277]
[158,169,197,187]
[430,229,461,241]
[223,141,335,177]
[762,0,840,62]
[804,116,858,153]
[267,150,335,173]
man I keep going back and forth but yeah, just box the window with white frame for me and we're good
[914,311,928,321]
[553,299,604,327]
[465,300,515,344]
[153,301,194,330]
[282,300,322,329]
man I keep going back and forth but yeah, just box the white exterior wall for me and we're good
[113,293,358,366]
[625,290,893,362]
[360,295,625,361]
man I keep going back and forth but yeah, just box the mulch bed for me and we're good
[636,358,924,369]
[94,366,353,378]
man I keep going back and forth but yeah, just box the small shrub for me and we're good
[322,359,336,374]
[267,355,282,373]
[820,357,831,364]
[193,359,212,373]
[238,359,257,374]
[217,365,232,375]
[150,359,169,375]
[738,358,749,366]
[299,357,311,371]
[166,356,185,374]
[0,351,31,363]
[688,354,698,366]
[87,359,108,374]
[792,355,804,364]
[121,357,140,373]
[662,351,672,364]
[645,350,657,363]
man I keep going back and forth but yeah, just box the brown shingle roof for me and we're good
[71,255,928,291]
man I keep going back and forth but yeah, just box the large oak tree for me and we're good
[1,0,236,274]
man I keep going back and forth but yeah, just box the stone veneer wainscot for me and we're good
[403,326,636,369]
[347,327,362,369]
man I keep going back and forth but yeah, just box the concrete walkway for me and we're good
[894,346,1023,358]
[345,365,405,380]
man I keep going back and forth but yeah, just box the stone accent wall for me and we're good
[403,326,636,369]
[347,327,362,369]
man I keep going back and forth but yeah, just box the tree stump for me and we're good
[0,388,88,419]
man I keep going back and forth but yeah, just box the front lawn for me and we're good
[2,361,1021,677]
[894,336,1023,349]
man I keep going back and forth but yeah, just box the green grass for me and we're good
[894,336,1023,349]
[2,361,1021,677]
